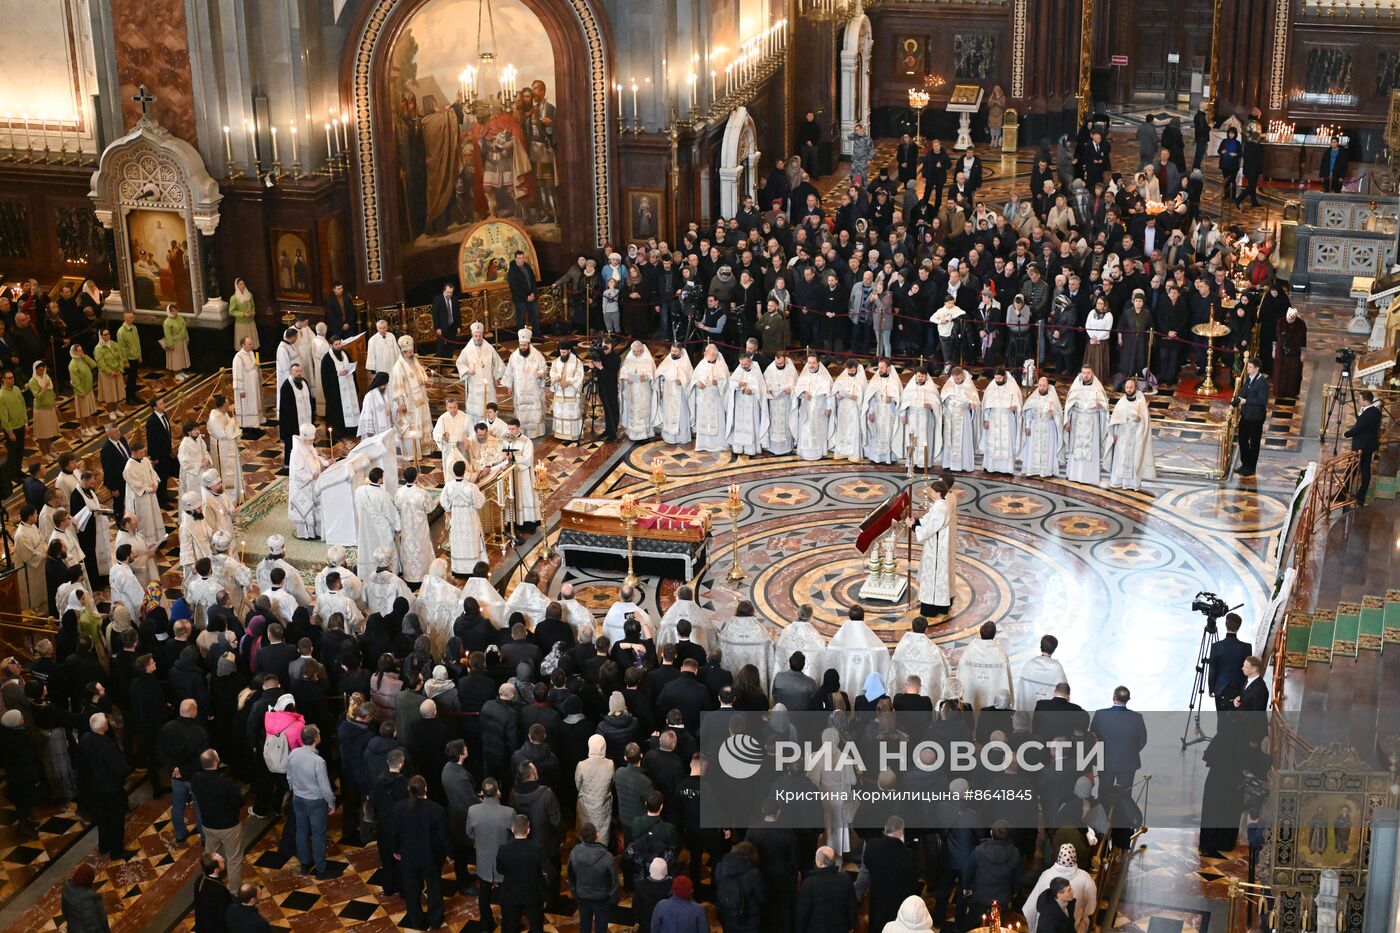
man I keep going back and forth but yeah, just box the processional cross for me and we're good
[132,85,156,117]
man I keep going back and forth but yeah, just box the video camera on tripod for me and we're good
[1191,591,1230,632]
[1182,590,1245,748]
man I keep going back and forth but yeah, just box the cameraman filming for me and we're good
[1345,389,1382,506]
[585,334,621,441]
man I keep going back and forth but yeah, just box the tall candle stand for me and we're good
[650,458,667,505]
[533,463,555,561]
[724,483,746,582]
[620,494,641,588]
[225,159,245,179]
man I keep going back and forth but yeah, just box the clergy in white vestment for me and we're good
[909,479,956,616]
[315,545,365,608]
[1023,844,1099,933]
[1106,379,1157,491]
[274,328,300,392]
[209,532,253,615]
[49,515,86,591]
[287,426,327,539]
[505,572,551,625]
[115,514,160,586]
[939,368,981,471]
[366,320,400,376]
[688,344,730,453]
[862,359,903,463]
[293,320,319,410]
[980,369,1023,474]
[656,585,718,650]
[549,344,586,442]
[390,336,435,461]
[501,330,548,438]
[1019,377,1064,477]
[466,423,506,472]
[186,562,221,629]
[790,353,836,461]
[500,420,541,526]
[321,337,361,442]
[177,424,212,507]
[278,363,314,465]
[897,367,942,468]
[310,323,332,417]
[482,407,510,438]
[201,469,237,542]
[824,607,891,699]
[395,466,435,584]
[358,371,395,439]
[354,467,402,575]
[886,616,951,700]
[256,535,315,608]
[602,583,652,643]
[12,509,46,613]
[762,351,798,455]
[364,548,413,617]
[653,343,695,444]
[123,444,165,543]
[774,606,828,684]
[717,601,775,693]
[956,620,1015,712]
[829,360,868,461]
[1015,636,1068,712]
[724,354,769,455]
[70,476,113,578]
[557,583,597,642]
[1063,366,1109,485]
[207,397,244,502]
[433,397,471,477]
[178,492,213,579]
[416,558,464,655]
[440,460,487,574]
[315,570,365,635]
[55,463,81,504]
[463,567,507,626]
[619,341,657,442]
[108,544,146,619]
[232,337,264,430]
[455,323,505,422]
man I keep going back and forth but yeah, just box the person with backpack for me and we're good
[566,822,618,933]
[714,841,766,933]
[262,695,305,855]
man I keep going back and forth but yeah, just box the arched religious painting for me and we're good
[389,0,562,258]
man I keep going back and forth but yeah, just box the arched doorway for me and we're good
[719,106,760,219]
[838,12,872,156]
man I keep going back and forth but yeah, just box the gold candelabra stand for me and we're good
[649,458,667,505]
[724,484,746,582]
[620,494,641,588]
[534,463,555,560]
[1192,315,1232,395]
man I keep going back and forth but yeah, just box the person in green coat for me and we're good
[115,310,143,404]
[93,329,126,413]
[24,361,58,459]
[69,343,100,435]
[162,305,191,380]
[0,369,26,483]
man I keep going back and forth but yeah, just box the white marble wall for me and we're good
[0,0,101,153]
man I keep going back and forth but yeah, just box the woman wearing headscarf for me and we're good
[575,733,615,838]
[228,277,259,350]
[881,894,935,933]
[25,361,57,460]
[370,652,404,723]
[1023,843,1098,933]
[854,671,890,711]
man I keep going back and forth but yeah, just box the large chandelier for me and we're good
[456,0,518,105]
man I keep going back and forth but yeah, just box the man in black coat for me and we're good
[1207,613,1253,710]
[225,882,272,933]
[130,653,172,791]
[393,775,452,930]
[507,251,541,333]
[372,748,412,895]
[496,813,550,933]
[1032,684,1089,741]
[335,705,377,846]
[1321,138,1349,193]
[858,817,919,933]
[193,852,234,933]
[1230,357,1269,476]
[99,423,132,517]
[919,140,952,209]
[323,280,355,338]
[157,698,211,845]
[796,846,858,933]
[1346,390,1383,504]
[656,659,713,733]
[895,134,920,190]
[745,800,800,933]
[78,713,132,858]
[480,684,522,793]
[430,281,458,358]
[145,397,177,508]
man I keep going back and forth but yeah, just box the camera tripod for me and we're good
[1321,365,1358,455]
[1181,603,1243,750]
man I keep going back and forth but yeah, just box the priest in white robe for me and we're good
[939,368,980,471]
[505,573,551,625]
[862,359,903,463]
[455,323,505,422]
[364,548,413,617]
[416,558,464,655]
[1015,636,1068,712]
[897,367,942,469]
[717,601,776,693]
[186,564,221,630]
[724,353,769,456]
[366,320,400,376]
[886,616,951,701]
[980,369,1023,474]
[656,585,718,651]
[201,469,237,542]
[830,361,867,461]
[653,343,694,444]
[288,426,327,539]
[209,532,253,616]
[123,444,165,543]
[1019,377,1063,478]
[762,351,798,455]
[315,571,365,635]
[433,396,471,478]
[178,493,213,580]
[909,479,956,616]
[294,320,319,412]
[558,584,598,643]
[207,398,244,502]
[501,421,541,526]
[274,328,300,392]
[549,343,586,442]
[390,336,435,461]
[824,607,891,699]
[1064,366,1109,485]
[310,323,332,417]
[501,330,548,438]
[464,567,507,626]
[955,621,1015,712]
[256,535,314,608]
[790,353,835,461]
[12,510,46,613]
[359,372,395,439]
[441,460,487,574]
[395,466,435,585]
[1106,378,1156,491]
[619,341,657,442]
[177,424,212,507]
[774,606,828,683]
[316,545,365,608]
[689,344,730,453]
[232,337,263,430]
[108,543,146,619]
[354,467,401,575]
[115,513,160,586]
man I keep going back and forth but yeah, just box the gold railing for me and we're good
[360,283,570,349]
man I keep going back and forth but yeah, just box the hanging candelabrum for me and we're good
[724,483,746,583]
[650,458,667,506]
[533,463,555,560]
[620,493,641,588]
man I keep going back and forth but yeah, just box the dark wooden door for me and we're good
[1107,0,1214,105]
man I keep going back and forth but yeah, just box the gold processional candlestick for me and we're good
[724,483,746,583]
[1192,314,1232,396]
[650,458,667,505]
[533,463,554,560]
[620,493,641,588]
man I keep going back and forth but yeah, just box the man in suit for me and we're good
[954,145,984,200]
[1207,613,1253,710]
[323,280,355,338]
[393,775,452,930]
[1321,138,1349,193]
[145,396,177,509]
[1032,683,1089,740]
[507,251,540,333]
[1089,686,1148,789]
[1230,357,1269,476]
[1079,129,1110,186]
[99,422,132,518]
[1234,655,1270,746]
[895,134,920,191]
[431,281,458,358]
[918,139,951,210]
[1345,390,1382,505]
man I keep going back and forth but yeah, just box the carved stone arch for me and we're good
[719,106,760,219]
[839,13,873,156]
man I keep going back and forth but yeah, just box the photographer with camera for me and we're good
[584,334,621,441]
[676,267,704,344]
[1229,357,1269,477]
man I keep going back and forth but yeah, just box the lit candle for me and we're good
[270,125,279,162]
[223,125,233,161]
[21,112,30,150]
[631,81,638,123]
[324,122,333,157]
[246,119,258,161]
[289,124,298,163]
[338,116,348,152]
[710,70,717,102]
[688,73,697,109]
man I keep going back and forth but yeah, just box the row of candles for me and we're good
[457,63,520,102]
[1304,0,1399,16]
[0,113,87,162]
[217,109,353,178]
